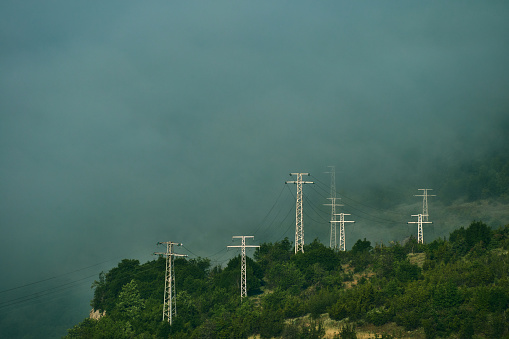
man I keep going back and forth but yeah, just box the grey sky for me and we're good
[1,1,509,337]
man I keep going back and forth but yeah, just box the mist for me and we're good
[1,1,509,337]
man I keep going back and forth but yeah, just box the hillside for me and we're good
[63,154,509,338]
[65,221,509,338]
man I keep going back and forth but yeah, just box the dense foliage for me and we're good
[66,221,509,338]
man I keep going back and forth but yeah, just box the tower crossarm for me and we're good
[414,189,437,197]
[227,246,260,248]
[324,199,344,207]
[408,214,432,244]
[154,252,188,257]
[408,214,433,223]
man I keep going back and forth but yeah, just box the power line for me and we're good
[0,251,167,314]
[253,186,295,243]
[251,184,287,236]
[181,245,203,259]
[340,200,406,225]
[303,194,329,223]
[273,205,298,243]
[311,174,408,217]
[0,273,97,310]
[0,258,121,295]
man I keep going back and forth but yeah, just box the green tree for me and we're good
[258,309,284,338]
[432,282,461,310]
[450,221,492,255]
[395,260,421,283]
[115,279,145,320]
[65,318,98,338]
[351,238,372,254]
[91,259,141,313]
[254,237,292,269]
[266,261,304,293]
[465,221,492,247]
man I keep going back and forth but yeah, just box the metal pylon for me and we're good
[227,236,259,300]
[408,214,432,244]
[154,241,187,324]
[286,173,313,253]
[331,213,354,251]
[415,189,436,222]
[324,166,343,249]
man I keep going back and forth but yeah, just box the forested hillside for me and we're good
[361,153,509,209]
[65,221,509,339]
[438,155,509,203]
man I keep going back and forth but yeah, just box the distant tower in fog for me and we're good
[324,166,343,249]
[331,213,355,251]
[415,189,436,222]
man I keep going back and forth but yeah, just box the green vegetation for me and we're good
[65,221,509,338]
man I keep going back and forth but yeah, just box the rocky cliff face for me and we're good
[89,309,105,320]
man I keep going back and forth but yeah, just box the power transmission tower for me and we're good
[154,241,187,324]
[286,173,314,254]
[227,236,260,300]
[331,213,355,251]
[414,189,436,222]
[324,166,343,249]
[408,214,432,244]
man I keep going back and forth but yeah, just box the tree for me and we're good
[68,222,509,339]
[465,221,491,248]
[266,261,304,293]
[254,238,292,272]
[395,260,421,283]
[450,221,492,255]
[115,279,145,321]
[91,259,141,313]
[432,282,461,310]
[351,238,372,254]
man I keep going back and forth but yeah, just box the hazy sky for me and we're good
[1,1,509,337]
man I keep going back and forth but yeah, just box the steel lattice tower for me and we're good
[286,173,313,253]
[324,166,343,249]
[227,236,259,300]
[331,213,355,251]
[415,189,436,222]
[154,241,187,324]
[408,214,432,244]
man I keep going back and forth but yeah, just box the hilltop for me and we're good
[62,153,509,338]
[65,221,509,338]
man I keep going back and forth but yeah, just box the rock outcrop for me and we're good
[89,309,106,320]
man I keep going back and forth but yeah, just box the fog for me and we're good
[1,1,508,337]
